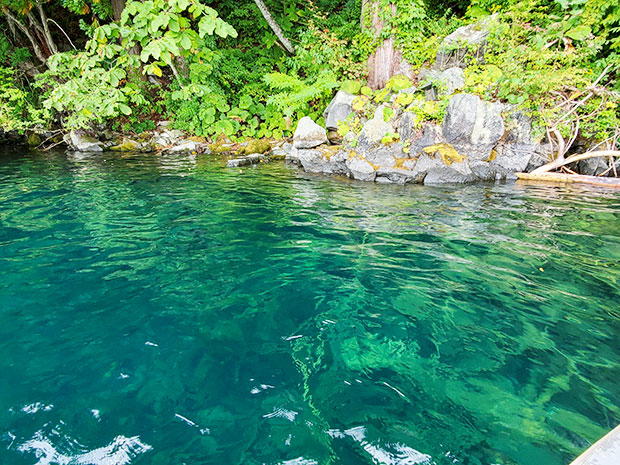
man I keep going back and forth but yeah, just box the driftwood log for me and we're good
[516,172,620,188]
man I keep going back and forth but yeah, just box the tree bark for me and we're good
[253,0,295,55]
[362,1,410,90]
[3,11,48,65]
[36,2,58,55]
[111,0,126,22]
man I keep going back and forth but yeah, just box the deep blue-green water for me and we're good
[0,148,619,465]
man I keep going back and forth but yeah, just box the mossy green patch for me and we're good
[243,139,271,155]
[111,140,142,152]
[26,133,42,147]
[423,143,466,165]
[321,145,342,160]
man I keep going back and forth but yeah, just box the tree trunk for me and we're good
[36,2,58,55]
[111,0,126,21]
[3,11,48,65]
[254,0,295,55]
[362,1,411,90]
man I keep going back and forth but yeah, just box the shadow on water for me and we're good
[0,147,619,465]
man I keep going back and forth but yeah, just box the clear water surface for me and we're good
[0,147,619,465]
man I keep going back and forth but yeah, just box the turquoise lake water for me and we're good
[0,147,619,465]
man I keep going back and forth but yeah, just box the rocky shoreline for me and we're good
[286,91,551,185]
[2,15,617,183]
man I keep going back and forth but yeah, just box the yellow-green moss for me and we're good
[321,145,342,160]
[243,139,270,155]
[209,143,233,154]
[423,143,466,165]
[26,133,42,147]
[110,140,141,152]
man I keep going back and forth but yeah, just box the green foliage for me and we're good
[0,34,30,68]
[38,0,236,129]
[449,0,619,143]
[0,67,47,131]
[264,70,339,122]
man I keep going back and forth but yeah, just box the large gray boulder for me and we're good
[297,147,348,175]
[419,67,466,96]
[526,142,553,172]
[578,157,610,176]
[397,112,417,142]
[409,124,445,156]
[358,116,393,147]
[424,161,475,184]
[375,167,417,184]
[68,130,104,152]
[490,109,535,177]
[364,145,398,168]
[293,117,328,149]
[442,93,504,161]
[435,16,496,70]
[346,156,376,182]
[169,140,199,152]
[323,91,355,130]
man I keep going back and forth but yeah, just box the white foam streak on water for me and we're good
[18,433,151,465]
[279,457,318,465]
[263,408,298,422]
[22,403,54,414]
[327,426,434,465]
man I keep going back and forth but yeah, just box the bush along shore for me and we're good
[1,0,619,184]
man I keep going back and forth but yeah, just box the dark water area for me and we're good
[0,147,619,465]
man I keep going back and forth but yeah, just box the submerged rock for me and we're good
[293,117,328,149]
[227,153,267,167]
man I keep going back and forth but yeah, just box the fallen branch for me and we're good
[516,172,620,188]
[531,150,620,174]
[253,0,295,55]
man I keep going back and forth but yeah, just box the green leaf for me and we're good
[169,16,180,32]
[361,86,372,96]
[198,17,216,37]
[566,25,591,41]
[341,80,361,94]
[180,33,192,50]
[386,75,413,92]
[118,103,132,115]
[238,95,252,110]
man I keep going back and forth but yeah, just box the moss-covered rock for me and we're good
[110,139,142,152]
[26,133,42,147]
[243,139,271,155]
[423,143,465,165]
[208,143,234,154]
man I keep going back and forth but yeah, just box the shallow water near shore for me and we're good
[0,147,619,465]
